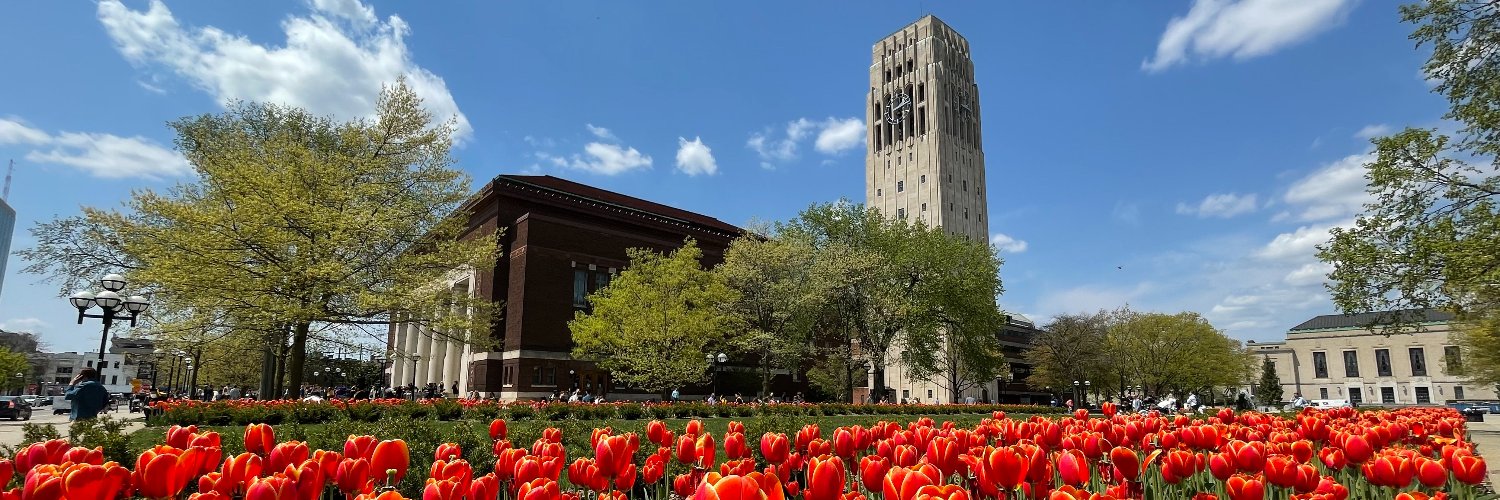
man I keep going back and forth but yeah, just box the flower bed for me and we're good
[145,399,1063,427]
[8,405,1490,499]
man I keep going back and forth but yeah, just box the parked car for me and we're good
[0,396,33,421]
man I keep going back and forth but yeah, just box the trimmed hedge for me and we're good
[146,399,1063,427]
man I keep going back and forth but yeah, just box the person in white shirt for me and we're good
[1291,393,1307,409]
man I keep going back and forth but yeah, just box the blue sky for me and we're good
[0,0,1445,353]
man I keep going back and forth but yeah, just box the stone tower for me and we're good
[865,15,987,242]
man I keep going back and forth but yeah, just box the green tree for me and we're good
[1256,356,1285,407]
[0,348,31,393]
[1317,1,1500,386]
[1025,311,1111,398]
[569,240,740,395]
[913,233,1008,403]
[719,232,823,397]
[20,81,497,397]
[1107,309,1253,398]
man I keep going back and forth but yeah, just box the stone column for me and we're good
[427,304,447,389]
[415,323,432,387]
[390,318,407,388]
[444,300,464,393]
[403,321,420,385]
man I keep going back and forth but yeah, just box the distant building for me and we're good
[872,315,1046,405]
[29,352,138,396]
[1250,309,1499,406]
[387,175,742,399]
[0,196,13,300]
[0,329,39,354]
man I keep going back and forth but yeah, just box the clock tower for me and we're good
[865,15,987,242]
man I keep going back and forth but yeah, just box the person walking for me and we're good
[64,368,110,421]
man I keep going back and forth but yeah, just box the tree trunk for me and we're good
[286,320,311,399]
[258,343,276,400]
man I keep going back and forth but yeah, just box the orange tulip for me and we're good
[1109,446,1139,482]
[569,458,605,492]
[760,433,789,465]
[189,492,232,500]
[795,424,820,453]
[336,458,371,496]
[693,473,767,500]
[371,439,410,485]
[435,443,462,462]
[806,455,845,500]
[859,455,890,493]
[245,424,276,457]
[677,435,699,465]
[882,465,939,500]
[345,435,378,462]
[429,458,473,491]
[423,478,464,500]
[1414,457,1447,488]
[1225,474,1263,500]
[134,446,200,499]
[643,452,667,485]
[648,421,672,447]
[912,484,968,500]
[595,435,631,478]
[267,441,310,473]
[696,434,717,468]
[924,437,961,478]
[356,490,412,500]
[1208,452,1235,481]
[470,473,500,500]
[1318,448,1346,470]
[495,448,526,483]
[22,473,63,500]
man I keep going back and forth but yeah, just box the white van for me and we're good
[1310,399,1351,409]
[51,395,71,415]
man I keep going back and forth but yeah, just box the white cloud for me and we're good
[814,118,866,155]
[1176,192,1259,218]
[749,117,863,168]
[96,0,471,139]
[0,117,50,145]
[1112,201,1141,225]
[0,117,189,179]
[586,124,617,141]
[674,136,717,176]
[1283,262,1333,286]
[989,233,1029,253]
[1354,123,1392,139]
[1256,222,1342,262]
[1282,153,1373,222]
[0,317,48,333]
[1142,0,1358,72]
[535,124,652,176]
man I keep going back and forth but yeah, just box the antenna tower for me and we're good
[3,159,11,200]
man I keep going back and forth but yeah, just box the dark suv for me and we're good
[0,396,33,421]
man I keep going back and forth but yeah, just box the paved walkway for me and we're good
[1469,415,1500,487]
[0,407,144,449]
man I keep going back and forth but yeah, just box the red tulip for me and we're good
[923,437,961,478]
[859,455,890,493]
[760,433,789,465]
[796,424,820,453]
[430,458,474,492]
[371,439,410,485]
[495,448,526,483]
[1264,455,1298,489]
[267,441,310,473]
[696,434,717,468]
[643,453,667,485]
[984,446,1029,492]
[806,455,845,500]
[692,473,778,500]
[345,435,378,462]
[1342,434,1373,464]
[518,478,561,500]
[167,425,199,449]
[1057,449,1089,486]
[1451,454,1486,485]
[435,443,462,462]
[1208,452,1235,481]
[677,435,699,465]
[1101,402,1117,418]
[490,420,508,441]
[720,459,756,477]
[882,465,939,500]
[189,492,232,500]
[471,473,500,500]
[725,433,749,460]
[1362,454,1414,488]
[1414,457,1447,488]
[569,458,605,492]
[685,420,704,438]
[245,424,276,457]
[336,458,372,496]
[1109,446,1139,482]
[833,428,857,458]
[1225,474,1264,500]
[1318,448,1346,470]
[595,435,631,478]
[355,490,411,500]
[244,475,297,500]
[616,463,638,491]
[1289,440,1313,464]
[134,445,201,500]
[0,458,11,489]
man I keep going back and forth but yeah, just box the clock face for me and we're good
[886,92,913,124]
[958,88,973,114]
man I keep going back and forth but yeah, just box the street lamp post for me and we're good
[69,274,150,362]
[1072,380,1080,407]
[706,352,727,396]
[1084,380,1092,408]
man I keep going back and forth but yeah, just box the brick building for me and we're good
[387,175,741,399]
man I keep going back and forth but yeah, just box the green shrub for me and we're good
[507,404,537,421]
[541,403,572,421]
[69,416,131,464]
[618,404,644,420]
[433,399,464,421]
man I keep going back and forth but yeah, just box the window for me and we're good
[877,189,882,196]
[113,362,119,369]
[1455,386,1466,400]
[927,389,933,398]
[962,180,967,191]
[1445,346,1463,373]
[1375,349,1392,377]
[920,203,927,211]
[1409,348,1427,376]
[920,175,926,183]
[964,208,969,219]
[573,270,588,308]
[595,273,611,293]
[897,208,906,219]
[54,377,68,384]
[1312,352,1328,378]
[1319,388,1329,399]
[532,366,543,386]
[1348,388,1363,406]
[546,366,557,386]
[56,367,72,374]
[1414,386,1431,404]
[110,376,118,385]
[897,181,904,192]
[1380,387,1395,404]
[86,361,92,368]
[902,390,910,399]
[1343,351,1359,378]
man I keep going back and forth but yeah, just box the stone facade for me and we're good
[866,15,988,242]
[1249,309,1499,406]
[388,175,743,400]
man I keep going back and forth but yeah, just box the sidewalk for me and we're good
[1469,416,1500,487]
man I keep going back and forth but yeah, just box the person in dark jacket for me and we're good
[65,368,110,421]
